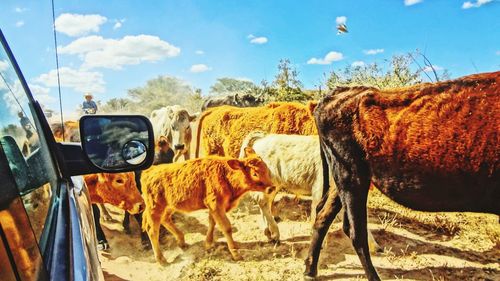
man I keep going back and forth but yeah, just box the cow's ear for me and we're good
[244,147,256,157]
[308,101,318,115]
[227,159,242,170]
[188,113,198,122]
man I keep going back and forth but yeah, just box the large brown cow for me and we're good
[141,149,275,264]
[83,172,145,249]
[304,71,500,280]
[195,102,317,158]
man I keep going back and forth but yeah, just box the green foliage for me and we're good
[267,59,309,102]
[326,54,423,90]
[100,76,203,115]
[100,98,132,113]
[209,78,256,96]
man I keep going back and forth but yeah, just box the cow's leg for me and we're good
[205,213,216,249]
[254,189,279,242]
[304,193,342,279]
[160,212,187,249]
[143,207,166,265]
[210,209,241,261]
[342,205,381,253]
[337,161,380,281]
[92,204,109,250]
[122,212,131,234]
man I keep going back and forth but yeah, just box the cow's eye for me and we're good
[253,173,258,177]
[116,179,124,184]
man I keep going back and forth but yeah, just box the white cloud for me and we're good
[247,34,268,44]
[404,0,423,6]
[0,60,9,71]
[113,19,125,30]
[496,51,500,55]
[35,67,105,93]
[462,0,492,9]
[15,7,27,13]
[55,13,107,37]
[190,64,212,73]
[58,35,181,69]
[423,65,444,72]
[195,50,205,55]
[364,49,384,55]
[15,21,25,27]
[336,16,347,25]
[307,51,344,65]
[352,61,365,67]
[29,84,56,104]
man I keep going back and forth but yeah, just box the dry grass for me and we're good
[99,190,500,281]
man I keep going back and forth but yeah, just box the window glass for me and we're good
[0,44,58,245]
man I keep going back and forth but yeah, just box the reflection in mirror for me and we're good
[122,140,147,165]
[81,116,150,170]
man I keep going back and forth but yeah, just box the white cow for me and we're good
[239,131,380,251]
[149,105,197,161]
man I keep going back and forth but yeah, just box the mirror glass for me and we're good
[81,116,150,170]
[122,140,147,165]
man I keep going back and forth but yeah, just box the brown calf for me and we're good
[141,149,275,264]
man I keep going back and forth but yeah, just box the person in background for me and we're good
[18,111,33,139]
[82,93,97,114]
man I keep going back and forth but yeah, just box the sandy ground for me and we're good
[98,188,499,281]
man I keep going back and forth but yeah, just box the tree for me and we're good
[126,76,198,114]
[326,53,450,91]
[269,59,309,102]
[209,78,256,96]
[100,98,132,113]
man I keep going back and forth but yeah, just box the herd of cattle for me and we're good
[53,71,499,280]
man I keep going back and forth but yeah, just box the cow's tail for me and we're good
[238,131,267,158]
[195,109,213,158]
[315,140,331,214]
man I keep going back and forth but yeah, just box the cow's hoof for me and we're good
[274,216,282,223]
[97,240,110,251]
[157,257,168,266]
[303,275,317,281]
[230,252,243,261]
[204,241,214,250]
[178,242,189,250]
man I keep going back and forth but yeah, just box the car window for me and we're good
[0,43,58,246]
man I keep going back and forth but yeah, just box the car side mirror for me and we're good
[79,115,154,171]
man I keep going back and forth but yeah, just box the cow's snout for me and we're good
[174,144,185,150]
[130,202,145,214]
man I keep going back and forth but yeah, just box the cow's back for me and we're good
[199,102,317,158]
[252,134,321,195]
[316,71,500,213]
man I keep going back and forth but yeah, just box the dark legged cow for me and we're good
[305,72,500,280]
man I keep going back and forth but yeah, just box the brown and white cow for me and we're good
[141,149,275,264]
[305,71,500,280]
[150,105,197,162]
[83,172,145,249]
[239,132,380,252]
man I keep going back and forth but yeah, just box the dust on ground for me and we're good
[98,189,499,281]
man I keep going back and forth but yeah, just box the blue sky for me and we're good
[0,0,499,115]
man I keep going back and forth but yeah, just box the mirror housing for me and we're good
[79,115,154,172]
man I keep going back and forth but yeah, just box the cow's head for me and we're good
[228,147,275,195]
[150,106,197,161]
[85,172,144,214]
[168,108,197,160]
